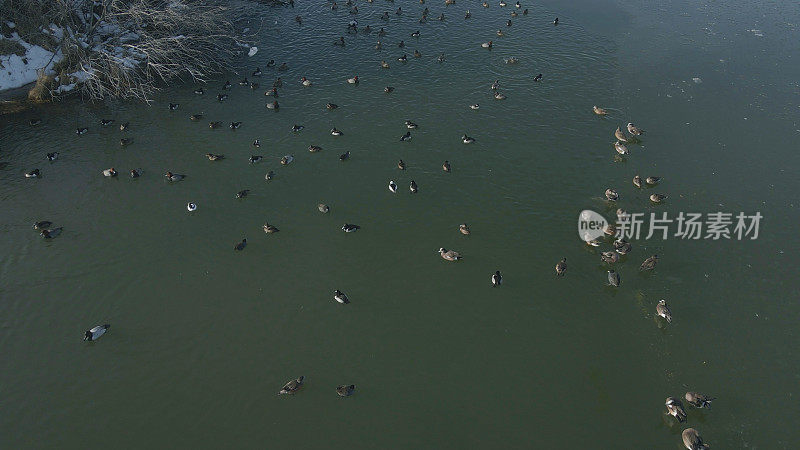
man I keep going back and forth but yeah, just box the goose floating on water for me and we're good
[684,392,715,409]
[682,428,709,450]
[666,397,687,422]
[84,324,110,341]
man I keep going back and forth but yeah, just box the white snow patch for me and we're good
[0,32,63,91]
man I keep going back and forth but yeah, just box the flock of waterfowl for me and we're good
[17,0,711,446]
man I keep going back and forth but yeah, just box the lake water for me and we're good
[2,0,798,448]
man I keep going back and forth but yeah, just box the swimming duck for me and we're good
[505,57,518,64]
[194,87,204,95]
[443,160,451,172]
[334,36,345,46]
[325,102,337,109]
[249,155,263,164]
[492,79,501,90]
[209,121,221,129]
[381,11,389,20]
[230,122,242,129]
[252,139,260,148]
[684,392,714,409]
[375,41,383,50]
[511,11,518,17]
[665,397,687,422]
[347,75,359,84]
[627,122,645,135]
[337,385,356,397]
[169,103,179,110]
[646,176,661,185]
[102,168,118,177]
[633,175,642,188]
[84,324,110,341]
[405,120,418,129]
[617,208,630,222]
[553,17,559,25]
[398,54,407,62]
[482,1,489,6]
[397,159,406,170]
[187,202,197,212]
[656,299,672,323]
[222,80,232,90]
[614,141,628,155]
[363,25,372,33]
[331,127,343,136]
[462,134,475,144]
[396,6,402,14]
[523,8,528,14]
[266,101,279,110]
[413,49,423,58]
[533,73,543,81]
[331,1,338,8]
[499,0,507,6]
[101,119,114,126]
[555,258,567,276]
[119,122,129,131]
[389,180,398,193]
[46,152,58,161]
[252,68,262,77]
[130,168,143,178]
[266,60,275,68]
[33,221,53,230]
[272,77,282,87]
[481,41,493,48]
[410,180,418,193]
[585,238,601,247]
[681,428,709,450]
[308,145,323,153]
[438,13,445,21]
[334,289,350,304]
[292,124,304,132]
[613,238,631,254]
[300,76,312,86]
[234,239,247,251]
[515,1,521,7]
[437,53,446,62]
[340,151,351,161]
[295,15,302,24]
[604,224,616,236]
[378,27,387,36]
[640,254,658,271]
[411,30,420,37]
[342,223,361,232]
[650,193,667,203]
[470,104,480,109]
[263,223,279,233]
[465,10,472,19]
[164,172,185,181]
[601,251,619,264]
[280,155,294,165]
[265,171,275,181]
[381,60,390,68]
[238,78,249,86]
[190,114,203,121]
[217,93,228,102]
[25,169,40,178]
[29,118,42,126]
[318,203,330,213]
[40,227,63,239]
[605,188,619,201]
[593,105,609,115]
[494,91,506,100]
[439,248,462,261]
[485,270,502,288]
[279,376,305,395]
[459,223,470,235]
[507,19,512,26]
[398,40,405,48]
[265,88,278,97]
[76,127,88,135]
[400,131,412,141]
[278,63,288,71]
[250,82,259,90]
[607,270,620,286]
[119,138,133,148]
[445,0,455,4]
[614,126,628,142]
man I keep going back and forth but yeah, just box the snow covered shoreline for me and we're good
[0,22,63,93]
